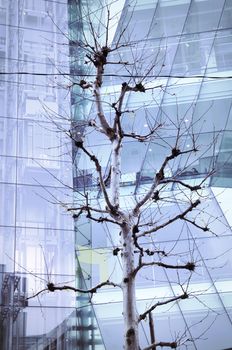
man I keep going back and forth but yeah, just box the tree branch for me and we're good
[132,147,198,216]
[123,123,162,142]
[139,293,189,322]
[27,280,120,300]
[75,140,115,212]
[67,205,108,215]
[143,341,178,350]
[137,199,201,237]
[134,261,195,277]
[85,209,122,226]
[161,179,202,192]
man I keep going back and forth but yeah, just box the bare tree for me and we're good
[26,1,230,349]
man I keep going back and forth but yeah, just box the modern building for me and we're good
[1,0,232,349]
[0,0,79,348]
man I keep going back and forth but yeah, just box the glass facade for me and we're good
[71,0,232,349]
[0,0,79,348]
[1,0,232,349]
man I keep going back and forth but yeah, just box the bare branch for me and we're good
[134,261,196,277]
[67,204,108,215]
[161,178,202,192]
[27,280,120,300]
[139,293,189,322]
[74,140,114,212]
[123,123,162,142]
[133,146,198,216]
[143,341,178,350]
[137,199,201,237]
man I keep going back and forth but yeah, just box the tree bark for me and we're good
[149,312,156,350]
[110,138,121,207]
[121,223,140,350]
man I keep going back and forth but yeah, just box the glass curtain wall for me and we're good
[0,0,79,349]
[1,0,232,349]
[72,0,232,349]
[68,0,106,348]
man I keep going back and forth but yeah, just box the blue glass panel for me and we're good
[182,306,232,349]
[184,0,225,34]
[150,0,190,38]
[0,118,17,156]
[0,156,16,183]
[0,183,16,226]
[212,29,232,72]
[211,131,232,187]
[15,227,75,277]
[0,227,15,271]
[198,236,232,280]
[17,157,72,187]
[219,0,232,29]
[192,97,231,132]
[117,3,157,41]
[16,184,72,230]
[172,32,214,75]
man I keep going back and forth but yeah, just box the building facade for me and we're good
[0,0,232,349]
[72,0,232,349]
[0,0,80,348]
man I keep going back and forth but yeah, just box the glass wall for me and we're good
[72,0,232,349]
[0,0,81,349]
[1,0,232,349]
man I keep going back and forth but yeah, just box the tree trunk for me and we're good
[122,224,140,350]
[110,138,121,206]
[108,114,139,349]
